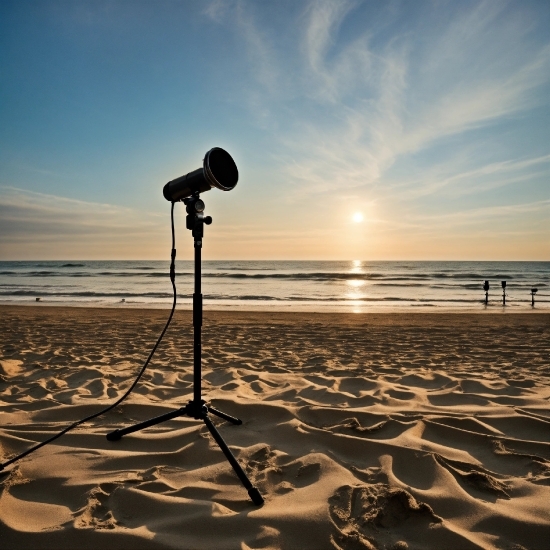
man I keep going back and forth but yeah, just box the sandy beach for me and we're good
[0,306,549,549]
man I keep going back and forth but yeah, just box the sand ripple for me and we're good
[1,307,549,549]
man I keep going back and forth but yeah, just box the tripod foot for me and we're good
[248,487,264,506]
[106,429,122,441]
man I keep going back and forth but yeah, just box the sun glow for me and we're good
[352,212,364,223]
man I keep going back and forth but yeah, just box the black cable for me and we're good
[0,202,178,472]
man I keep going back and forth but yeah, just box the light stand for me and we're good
[106,194,264,506]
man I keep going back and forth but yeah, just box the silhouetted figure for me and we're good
[501,281,506,306]
[531,288,538,307]
[483,280,489,305]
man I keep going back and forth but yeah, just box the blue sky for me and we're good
[1,0,549,260]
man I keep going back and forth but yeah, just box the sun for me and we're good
[352,212,364,223]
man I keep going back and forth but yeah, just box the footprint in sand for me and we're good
[329,484,442,550]
[73,483,118,530]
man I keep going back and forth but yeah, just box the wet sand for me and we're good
[1,306,549,549]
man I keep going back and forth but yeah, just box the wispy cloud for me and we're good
[416,198,550,226]
[301,0,365,101]
[394,154,550,199]
[207,0,550,200]
[0,187,165,258]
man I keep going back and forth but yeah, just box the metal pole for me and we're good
[193,233,202,404]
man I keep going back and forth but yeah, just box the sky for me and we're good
[0,0,549,261]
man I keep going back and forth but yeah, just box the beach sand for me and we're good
[0,306,549,549]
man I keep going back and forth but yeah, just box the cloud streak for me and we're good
[208,0,550,197]
[0,187,166,258]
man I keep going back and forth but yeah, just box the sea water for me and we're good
[0,261,548,312]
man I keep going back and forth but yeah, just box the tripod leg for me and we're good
[203,416,264,506]
[106,408,187,441]
[208,406,242,425]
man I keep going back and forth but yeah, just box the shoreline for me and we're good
[2,304,550,329]
[1,301,549,314]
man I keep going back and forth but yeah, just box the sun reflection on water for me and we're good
[346,261,367,312]
[350,260,363,274]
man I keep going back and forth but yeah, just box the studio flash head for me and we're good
[163,147,238,202]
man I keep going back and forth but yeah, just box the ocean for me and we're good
[0,261,548,312]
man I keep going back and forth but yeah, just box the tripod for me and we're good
[106,194,264,506]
